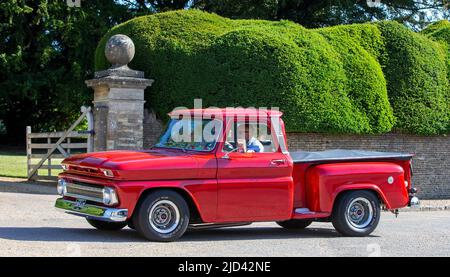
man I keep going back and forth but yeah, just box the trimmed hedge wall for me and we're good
[422,20,450,83]
[378,21,449,135]
[95,10,450,135]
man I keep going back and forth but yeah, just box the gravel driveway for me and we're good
[0,179,449,257]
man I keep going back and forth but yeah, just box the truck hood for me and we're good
[62,149,203,180]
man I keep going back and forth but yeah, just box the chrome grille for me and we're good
[68,165,103,178]
[66,181,103,203]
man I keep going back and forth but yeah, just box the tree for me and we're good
[0,0,142,144]
[193,0,278,20]
[0,0,196,145]
[193,0,449,29]
[123,0,191,12]
[1,0,447,144]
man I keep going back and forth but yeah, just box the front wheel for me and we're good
[132,190,190,242]
[332,190,380,237]
[86,218,127,231]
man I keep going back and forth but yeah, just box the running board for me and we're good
[188,222,252,230]
[295,208,315,214]
[293,208,330,219]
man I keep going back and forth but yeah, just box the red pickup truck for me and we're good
[55,108,419,242]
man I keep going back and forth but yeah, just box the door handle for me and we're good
[270,159,286,166]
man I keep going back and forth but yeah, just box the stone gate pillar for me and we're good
[85,34,153,151]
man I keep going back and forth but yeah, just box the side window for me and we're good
[223,122,277,153]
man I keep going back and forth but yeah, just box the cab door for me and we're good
[216,120,293,222]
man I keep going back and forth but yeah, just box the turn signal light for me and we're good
[101,169,114,177]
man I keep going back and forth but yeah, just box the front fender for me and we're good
[116,179,217,222]
[58,173,218,222]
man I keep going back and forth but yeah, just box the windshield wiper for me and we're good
[153,145,188,152]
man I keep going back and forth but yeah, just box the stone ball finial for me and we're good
[105,34,135,67]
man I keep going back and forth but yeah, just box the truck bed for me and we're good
[291,149,413,164]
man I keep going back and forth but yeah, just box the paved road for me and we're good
[0,189,449,257]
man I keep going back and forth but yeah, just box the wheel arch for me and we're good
[133,187,204,224]
[331,185,390,212]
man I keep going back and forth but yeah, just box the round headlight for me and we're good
[57,179,67,196]
[102,187,118,205]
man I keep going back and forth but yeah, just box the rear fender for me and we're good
[305,162,409,213]
[332,184,391,209]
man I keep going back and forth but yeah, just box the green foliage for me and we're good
[96,10,399,134]
[422,20,450,36]
[3,1,449,144]
[193,0,278,20]
[2,1,449,144]
[95,10,450,135]
[317,24,394,133]
[377,21,449,135]
[421,20,450,132]
[422,20,450,78]
[0,0,140,144]
[193,0,449,30]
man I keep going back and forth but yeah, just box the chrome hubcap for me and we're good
[345,197,373,229]
[149,200,180,234]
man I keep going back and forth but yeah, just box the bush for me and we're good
[422,20,450,37]
[422,20,450,82]
[422,20,450,133]
[377,21,449,135]
[204,24,375,133]
[95,10,449,135]
[317,24,394,133]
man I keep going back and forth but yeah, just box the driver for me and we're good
[237,124,264,153]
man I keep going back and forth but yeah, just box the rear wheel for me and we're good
[276,219,312,229]
[133,190,190,242]
[86,218,127,231]
[332,190,380,237]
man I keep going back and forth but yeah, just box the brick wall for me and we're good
[142,117,450,199]
[287,133,450,199]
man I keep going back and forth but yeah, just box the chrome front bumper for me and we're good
[55,198,128,222]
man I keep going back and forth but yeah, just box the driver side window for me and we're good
[223,122,277,153]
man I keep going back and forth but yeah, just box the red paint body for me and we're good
[59,109,412,224]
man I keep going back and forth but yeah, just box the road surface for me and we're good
[0,187,449,257]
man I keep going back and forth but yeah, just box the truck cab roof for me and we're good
[168,108,283,118]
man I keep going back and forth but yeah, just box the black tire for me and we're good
[276,219,312,229]
[132,190,190,242]
[86,218,127,231]
[332,190,380,237]
[127,220,135,230]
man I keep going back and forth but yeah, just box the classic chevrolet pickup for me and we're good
[55,108,419,241]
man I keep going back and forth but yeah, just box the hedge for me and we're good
[95,10,450,135]
[377,21,449,135]
[422,20,450,83]
[422,20,450,133]
[316,24,394,133]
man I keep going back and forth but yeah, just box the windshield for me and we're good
[154,118,222,152]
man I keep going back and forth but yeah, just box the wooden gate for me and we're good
[26,106,94,181]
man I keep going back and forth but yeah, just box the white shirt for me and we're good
[247,137,264,153]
